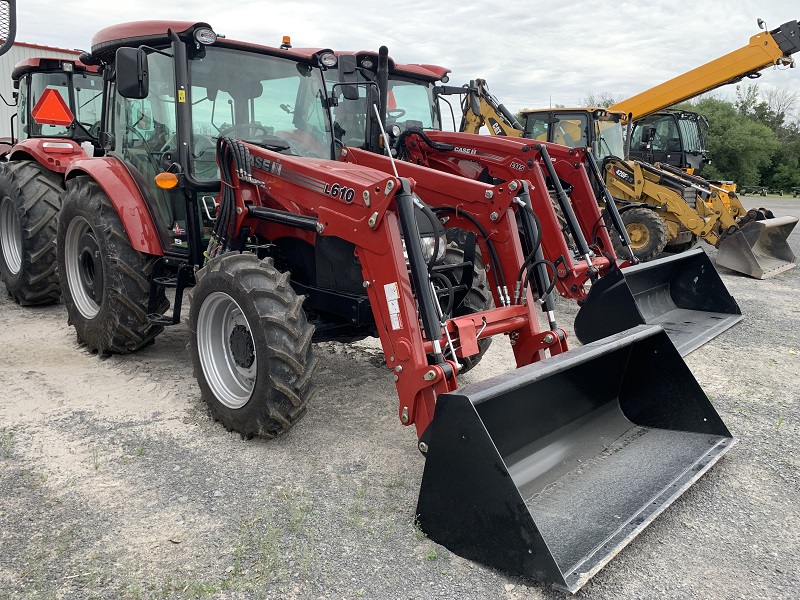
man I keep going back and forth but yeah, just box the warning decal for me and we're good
[384,282,403,331]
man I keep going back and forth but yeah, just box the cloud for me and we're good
[13,0,800,115]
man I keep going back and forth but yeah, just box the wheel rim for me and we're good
[626,222,650,250]
[0,195,23,275]
[64,216,103,319]
[196,291,256,409]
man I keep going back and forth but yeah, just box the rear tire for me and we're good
[0,161,62,305]
[619,207,668,262]
[189,253,317,438]
[57,177,168,354]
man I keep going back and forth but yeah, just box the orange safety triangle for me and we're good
[31,88,75,127]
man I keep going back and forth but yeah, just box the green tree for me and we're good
[689,97,779,186]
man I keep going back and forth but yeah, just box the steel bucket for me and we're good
[716,216,797,279]
[416,325,735,593]
[574,247,742,356]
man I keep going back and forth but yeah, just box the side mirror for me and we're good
[338,55,359,101]
[641,125,656,144]
[116,47,149,99]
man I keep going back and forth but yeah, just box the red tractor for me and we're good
[0,56,102,305]
[54,21,733,592]
[323,48,742,357]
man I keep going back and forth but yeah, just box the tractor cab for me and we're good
[11,58,102,145]
[86,22,338,259]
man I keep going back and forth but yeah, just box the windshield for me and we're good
[326,69,440,147]
[189,46,333,179]
[595,120,624,160]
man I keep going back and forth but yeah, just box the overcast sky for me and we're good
[16,1,800,120]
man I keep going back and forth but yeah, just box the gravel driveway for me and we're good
[1,196,798,599]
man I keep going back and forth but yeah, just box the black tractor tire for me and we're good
[189,253,317,438]
[664,233,698,254]
[0,161,63,305]
[442,233,493,374]
[619,207,668,262]
[57,177,169,354]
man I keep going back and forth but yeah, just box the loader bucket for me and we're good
[416,325,734,593]
[574,247,742,356]
[715,216,798,279]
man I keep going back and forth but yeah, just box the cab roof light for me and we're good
[281,35,292,50]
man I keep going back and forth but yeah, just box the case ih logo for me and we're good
[251,155,282,176]
[454,147,477,155]
[614,167,634,184]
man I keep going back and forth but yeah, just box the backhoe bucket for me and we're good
[715,216,797,279]
[574,247,741,356]
[416,325,734,593]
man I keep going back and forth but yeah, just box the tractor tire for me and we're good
[0,161,62,305]
[57,177,168,354]
[619,207,668,262]
[189,253,317,438]
[442,231,493,374]
[664,233,698,254]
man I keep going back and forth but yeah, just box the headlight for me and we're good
[194,27,218,46]
[403,234,446,263]
[319,52,337,68]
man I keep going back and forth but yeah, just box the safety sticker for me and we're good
[384,282,403,330]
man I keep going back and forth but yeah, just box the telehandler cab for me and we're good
[324,49,741,356]
[49,20,733,592]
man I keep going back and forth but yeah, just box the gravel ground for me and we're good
[0,196,798,599]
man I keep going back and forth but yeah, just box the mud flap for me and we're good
[715,216,797,279]
[574,247,741,356]
[416,325,735,593]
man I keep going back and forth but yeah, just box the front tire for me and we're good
[0,161,62,305]
[619,207,668,262]
[57,177,168,354]
[442,231,493,374]
[189,253,317,438]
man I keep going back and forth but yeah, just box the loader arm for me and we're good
[609,20,800,120]
[441,79,525,136]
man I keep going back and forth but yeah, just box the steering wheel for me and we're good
[387,108,406,119]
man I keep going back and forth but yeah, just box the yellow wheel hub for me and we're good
[626,223,650,250]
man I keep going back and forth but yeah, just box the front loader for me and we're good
[58,21,734,592]
[327,51,741,356]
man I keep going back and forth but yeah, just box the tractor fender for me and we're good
[65,157,164,256]
[6,138,86,173]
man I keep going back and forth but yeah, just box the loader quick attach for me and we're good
[46,21,738,593]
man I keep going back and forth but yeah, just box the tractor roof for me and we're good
[325,49,449,81]
[90,21,325,62]
[12,57,100,81]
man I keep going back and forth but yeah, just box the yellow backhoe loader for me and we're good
[467,19,800,278]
